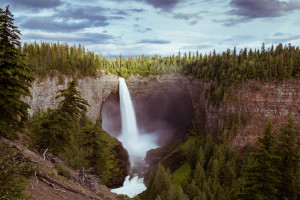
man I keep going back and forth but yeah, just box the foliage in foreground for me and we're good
[28,78,127,187]
[143,117,299,200]
[0,6,34,138]
[0,142,34,200]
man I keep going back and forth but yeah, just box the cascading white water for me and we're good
[119,77,139,139]
[111,77,158,198]
[118,77,140,166]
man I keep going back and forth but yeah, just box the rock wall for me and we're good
[190,79,300,150]
[228,80,300,149]
[24,74,119,120]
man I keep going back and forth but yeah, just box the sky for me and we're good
[2,0,300,57]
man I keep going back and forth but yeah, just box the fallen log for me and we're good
[37,171,102,200]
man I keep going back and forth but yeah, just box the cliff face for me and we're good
[25,74,300,150]
[24,74,119,121]
[190,79,300,150]
[227,80,300,149]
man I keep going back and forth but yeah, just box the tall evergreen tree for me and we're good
[0,5,34,138]
[276,117,299,200]
[55,78,89,120]
[31,78,89,154]
[30,109,75,154]
[240,121,280,200]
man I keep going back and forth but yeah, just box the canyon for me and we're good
[24,73,300,150]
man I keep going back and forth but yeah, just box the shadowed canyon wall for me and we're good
[101,75,194,146]
[24,74,300,150]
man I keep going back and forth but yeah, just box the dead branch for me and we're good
[43,148,48,160]
[41,178,66,193]
[37,172,102,200]
[34,171,39,183]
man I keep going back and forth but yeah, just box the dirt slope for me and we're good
[2,137,127,200]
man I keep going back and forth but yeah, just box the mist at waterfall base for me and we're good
[102,86,193,147]
[102,77,193,197]
[111,77,158,198]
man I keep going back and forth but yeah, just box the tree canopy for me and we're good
[0,5,34,138]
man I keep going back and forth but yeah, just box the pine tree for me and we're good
[143,164,172,200]
[81,119,110,178]
[31,79,90,154]
[30,109,75,154]
[55,78,89,120]
[239,121,280,200]
[0,5,34,138]
[276,117,299,200]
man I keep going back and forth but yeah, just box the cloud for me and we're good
[130,8,145,13]
[56,6,111,24]
[111,0,184,11]
[12,0,62,10]
[213,17,251,26]
[229,0,300,19]
[215,0,300,26]
[273,32,285,36]
[173,13,197,20]
[265,33,300,44]
[19,16,109,32]
[183,44,212,50]
[173,12,202,25]
[18,5,131,32]
[143,0,183,10]
[22,32,115,44]
[225,35,257,42]
[134,24,152,33]
[137,39,171,44]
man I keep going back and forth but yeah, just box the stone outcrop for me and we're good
[24,74,119,121]
[228,80,300,149]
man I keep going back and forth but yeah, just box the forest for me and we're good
[0,5,299,200]
[23,41,300,106]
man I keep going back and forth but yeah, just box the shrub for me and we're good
[54,163,72,180]
[0,142,34,200]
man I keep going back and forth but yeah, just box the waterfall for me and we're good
[119,77,139,141]
[118,77,140,166]
[117,77,157,167]
[111,77,158,198]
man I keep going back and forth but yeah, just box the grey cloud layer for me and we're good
[143,0,183,10]
[215,0,300,26]
[134,24,152,33]
[138,39,171,44]
[265,33,300,44]
[112,0,184,11]
[22,32,115,44]
[229,0,300,19]
[18,5,133,32]
[173,12,202,25]
[12,0,62,10]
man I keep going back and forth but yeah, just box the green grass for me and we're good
[172,162,191,185]
[179,136,201,152]
[54,163,72,180]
